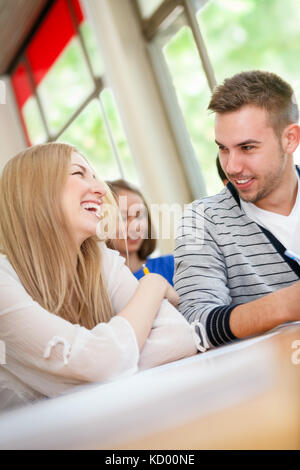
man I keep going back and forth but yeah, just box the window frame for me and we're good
[10,0,133,181]
[134,0,216,198]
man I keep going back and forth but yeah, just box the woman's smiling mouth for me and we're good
[81,200,102,218]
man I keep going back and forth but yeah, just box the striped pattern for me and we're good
[174,179,300,350]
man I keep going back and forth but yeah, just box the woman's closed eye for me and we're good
[72,171,84,177]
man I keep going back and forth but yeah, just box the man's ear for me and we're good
[281,123,300,154]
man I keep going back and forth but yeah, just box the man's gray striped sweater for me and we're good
[174,169,300,350]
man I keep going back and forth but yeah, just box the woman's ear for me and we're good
[281,123,300,155]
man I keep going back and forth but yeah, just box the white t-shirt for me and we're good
[241,177,300,254]
[0,244,196,411]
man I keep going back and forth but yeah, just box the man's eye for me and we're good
[242,146,255,151]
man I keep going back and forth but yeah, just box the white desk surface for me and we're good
[0,323,299,450]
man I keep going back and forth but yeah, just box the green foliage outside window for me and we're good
[164,26,221,196]
[163,0,300,195]
[38,37,94,135]
[21,0,300,191]
[198,0,300,167]
[58,99,120,181]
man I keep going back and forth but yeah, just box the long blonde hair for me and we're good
[0,142,115,328]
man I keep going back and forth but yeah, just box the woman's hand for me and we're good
[164,282,179,308]
[140,273,178,308]
[118,272,179,350]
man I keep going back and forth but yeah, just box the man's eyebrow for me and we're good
[236,139,262,146]
[215,139,261,147]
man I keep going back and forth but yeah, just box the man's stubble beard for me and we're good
[238,149,287,205]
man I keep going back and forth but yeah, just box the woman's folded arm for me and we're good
[0,278,140,387]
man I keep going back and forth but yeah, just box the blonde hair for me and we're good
[0,142,116,328]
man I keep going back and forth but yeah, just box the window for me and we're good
[197,0,300,87]
[11,0,138,184]
[141,0,221,196]
[11,62,45,145]
[36,36,94,135]
[136,0,300,194]
[162,24,220,195]
[136,0,165,19]
[196,0,300,165]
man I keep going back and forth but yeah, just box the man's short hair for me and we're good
[208,70,299,136]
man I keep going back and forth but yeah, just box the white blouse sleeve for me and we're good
[0,246,197,398]
[101,245,198,370]
[0,259,139,390]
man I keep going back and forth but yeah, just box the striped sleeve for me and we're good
[174,200,238,350]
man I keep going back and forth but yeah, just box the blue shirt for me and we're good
[134,255,174,286]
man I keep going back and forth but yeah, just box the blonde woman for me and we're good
[0,143,197,410]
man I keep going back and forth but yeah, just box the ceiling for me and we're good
[0,0,49,75]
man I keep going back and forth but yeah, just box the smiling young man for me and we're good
[174,70,300,350]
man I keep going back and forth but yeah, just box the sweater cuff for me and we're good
[206,305,238,347]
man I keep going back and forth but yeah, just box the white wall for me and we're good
[83,0,195,253]
[0,76,26,173]
[83,0,193,203]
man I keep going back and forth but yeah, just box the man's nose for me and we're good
[225,150,244,176]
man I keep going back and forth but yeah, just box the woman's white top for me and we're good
[0,244,197,411]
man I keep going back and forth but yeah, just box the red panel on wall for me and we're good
[27,0,84,87]
[71,0,84,24]
[11,63,32,145]
[11,62,33,109]
[10,0,85,145]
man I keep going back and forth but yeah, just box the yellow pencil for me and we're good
[142,264,150,275]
